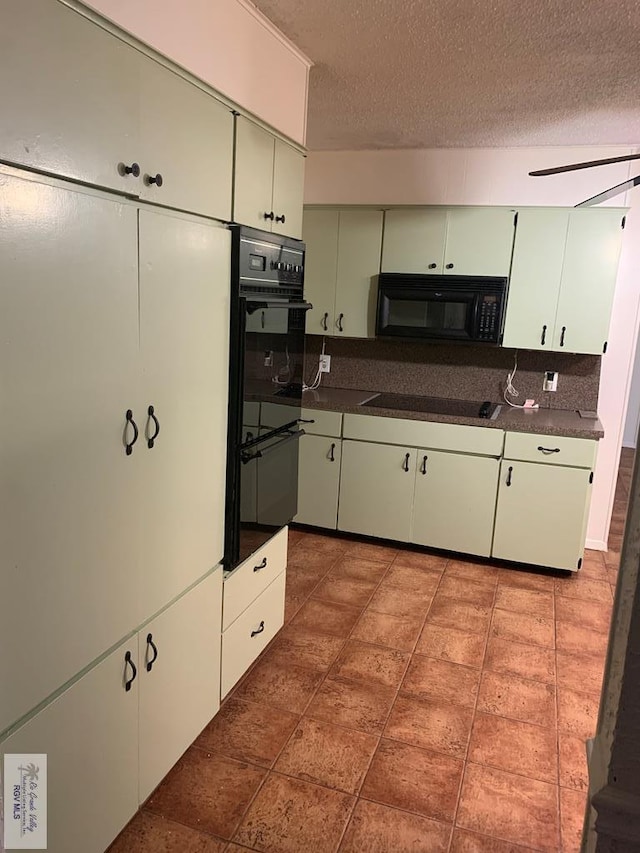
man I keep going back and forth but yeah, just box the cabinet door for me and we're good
[0,640,139,853]
[233,116,275,230]
[139,59,233,220]
[335,210,384,337]
[502,209,569,350]
[381,208,447,273]
[272,139,306,239]
[0,174,141,734]
[139,569,222,803]
[138,210,230,621]
[412,451,500,557]
[552,208,625,354]
[492,460,593,571]
[444,208,516,277]
[338,441,414,541]
[302,209,339,335]
[0,0,140,195]
[295,435,342,528]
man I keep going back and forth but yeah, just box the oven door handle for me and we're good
[245,301,313,315]
[241,429,305,463]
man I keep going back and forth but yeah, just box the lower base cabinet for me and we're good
[295,434,342,528]
[338,440,414,541]
[0,569,223,853]
[412,450,500,557]
[221,527,288,699]
[492,459,593,571]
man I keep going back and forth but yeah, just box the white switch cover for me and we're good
[319,354,331,373]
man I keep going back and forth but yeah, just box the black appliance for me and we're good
[360,393,499,420]
[224,226,310,570]
[376,273,507,344]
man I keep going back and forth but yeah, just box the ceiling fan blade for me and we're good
[530,153,640,177]
[575,174,640,207]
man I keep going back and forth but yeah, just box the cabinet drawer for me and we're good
[221,571,286,698]
[301,408,343,437]
[222,526,288,630]
[343,413,504,456]
[503,432,597,468]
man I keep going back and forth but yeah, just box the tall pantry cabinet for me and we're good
[0,1,241,851]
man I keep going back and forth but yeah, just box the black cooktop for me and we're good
[361,394,499,420]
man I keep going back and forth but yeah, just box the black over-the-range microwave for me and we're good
[376,273,508,344]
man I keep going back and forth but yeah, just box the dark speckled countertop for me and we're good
[301,387,604,440]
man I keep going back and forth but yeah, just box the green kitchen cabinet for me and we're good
[338,440,415,541]
[295,434,342,528]
[412,450,500,556]
[502,207,626,354]
[381,207,516,277]
[234,116,305,239]
[492,459,594,571]
[302,208,383,337]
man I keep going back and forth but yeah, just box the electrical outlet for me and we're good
[264,351,273,367]
[319,354,331,373]
[543,371,558,392]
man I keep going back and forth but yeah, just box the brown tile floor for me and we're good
[108,448,632,853]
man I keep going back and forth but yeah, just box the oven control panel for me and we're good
[239,230,305,294]
[476,294,501,341]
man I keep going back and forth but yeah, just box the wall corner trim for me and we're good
[234,0,314,67]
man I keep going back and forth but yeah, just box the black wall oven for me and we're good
[376,273,508,344]
[225,226,309,570]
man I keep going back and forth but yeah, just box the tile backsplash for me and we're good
[304,337,600,411]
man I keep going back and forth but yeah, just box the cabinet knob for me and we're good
[263,211,275,221]
[403,452,410,472]
[560,326,566,347]
[506,466,513,487]
[254,557,267,572]
[251,620,265,638]
[541,325,547,346]
[145,633,159,672]
[337,313,344,332]
[122,162,140,177]
[145,173,163,187]
[275,214,286,223]
[428,263,437,269]
[124,651,137,692]
[445,263,454,269]
[322,312,329,331]
[329,442,336,462]
[421,454,428,475]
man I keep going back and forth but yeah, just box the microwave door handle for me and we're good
[471,295,481,338]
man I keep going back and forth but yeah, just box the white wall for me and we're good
[80,0,311,145]
[623,343,640,447]
[305,146,640,549]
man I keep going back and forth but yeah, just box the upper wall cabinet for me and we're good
[302,208,383,337]
[234,116,305,239]
[0,0,235,220]
[138,61,233,220]
[1,0,140,194]
[502,207,626,354]
[381,207,516,277]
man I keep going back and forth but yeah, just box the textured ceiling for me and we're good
[251,0,640,150]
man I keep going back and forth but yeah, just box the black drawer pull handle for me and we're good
[146,633,158,672]
[251,620,265,637]
[541,324,547,345]
[445,263,454,269]
[337,313,344,332]
[421,455,428,475]
[275,214,286,223]
[537,446,561,454]
[147,405,160,449]
[254,557,267,572]
[403,452,410,472]
[263,211,275,221]
[428,263,437,269]
[123,162,140,177]
[146,173,163,187]
[506,466,513,486]
[125,409,139,456]
[329,442,336,462]
[124,651,137,691]
[560,326,566,347]
[322,312,329,331]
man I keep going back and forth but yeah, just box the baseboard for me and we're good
[586,538,608,551]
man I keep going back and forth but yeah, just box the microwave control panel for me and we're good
[477,294,501,341]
